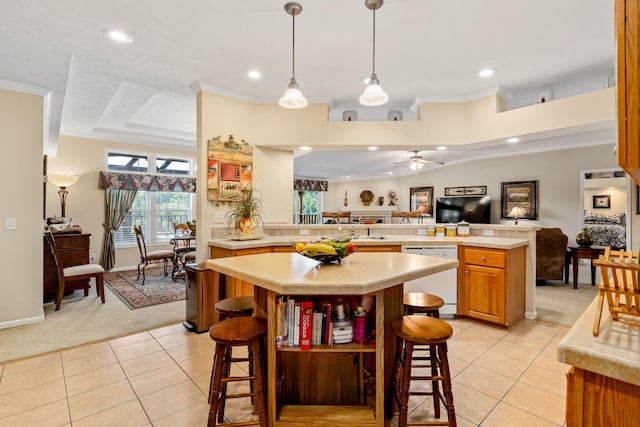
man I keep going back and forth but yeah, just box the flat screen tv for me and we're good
[435,196,491,224]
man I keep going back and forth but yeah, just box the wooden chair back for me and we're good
[592,247,640,336]
[133,225,148,259]
[44,231,105,311]
[45,231,67,293]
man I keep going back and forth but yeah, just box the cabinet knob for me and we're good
[481,256,486,261]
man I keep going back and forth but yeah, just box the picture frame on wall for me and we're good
[501,180,539,220]
[410,187,434,217]
[593,194,611,209]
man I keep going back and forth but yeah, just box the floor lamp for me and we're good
[48,175,79,218]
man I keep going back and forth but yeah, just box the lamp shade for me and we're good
[279,78,308,109]
[508,206,527,218]
[48,175,79,188]
[409,161,424,171]
[359,81,389,106]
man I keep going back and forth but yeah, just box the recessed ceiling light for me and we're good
[478,68,494,78]
[385,171,393,175]
[299,146,312,151]
[104,29,133,43]
[507,137,520,143]
[437,146,447,150]
[368,146,378,151]
[248,70,261,79]
[344,176,351,179]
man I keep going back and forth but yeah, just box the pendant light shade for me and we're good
[279,2,307,109]
[360,0,388,107]
[409,160,424,171]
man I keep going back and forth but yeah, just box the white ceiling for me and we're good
[0,0,616,180]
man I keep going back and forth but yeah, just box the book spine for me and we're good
[275,296,283,348]
[324,303,332,345]
[299,301,314,350]
[287,298,295,348]
[293,303,301,347]
[313,311,323,345]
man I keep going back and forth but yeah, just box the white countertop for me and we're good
[208,235,528,251]
[205,252,459,295]
[557,296,640,386]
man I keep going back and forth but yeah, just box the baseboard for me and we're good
[0,314,45,330]
[525,310,537,320]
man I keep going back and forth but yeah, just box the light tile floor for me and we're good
[0,318,570,426]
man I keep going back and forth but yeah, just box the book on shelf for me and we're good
[299,301,314,350]
[312,311,323,345]
[293,302,301,347]
[276,296,284,348]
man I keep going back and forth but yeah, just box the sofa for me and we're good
[536,227,569,283]
[583,210,626,249]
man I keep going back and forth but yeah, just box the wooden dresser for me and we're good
[43,233,91,302]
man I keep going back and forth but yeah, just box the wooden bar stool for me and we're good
[215,296,254,320]
[208,316,267,427]
[214,296,256,415]
[390,315,456,427]
[403,292,444,317]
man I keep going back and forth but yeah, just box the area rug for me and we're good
[104,266,186,309]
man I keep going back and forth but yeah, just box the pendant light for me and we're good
[359,0,388,106]
[279,2,308,109]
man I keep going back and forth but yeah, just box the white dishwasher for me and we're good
[401,246,458,318]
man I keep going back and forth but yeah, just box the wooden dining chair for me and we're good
[133,225,175,285]
[44,231,105,311]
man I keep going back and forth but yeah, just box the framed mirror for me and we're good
[207,135,253,201]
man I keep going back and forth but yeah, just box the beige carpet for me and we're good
[0,269,185,364]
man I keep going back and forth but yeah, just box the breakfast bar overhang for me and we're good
[206,251,458,426]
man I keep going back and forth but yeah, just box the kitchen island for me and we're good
[558,296,640,426]
[205,251,458,427]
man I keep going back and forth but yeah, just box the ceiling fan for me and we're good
[393,150,445,170]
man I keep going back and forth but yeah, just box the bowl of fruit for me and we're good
[294,237,356,264]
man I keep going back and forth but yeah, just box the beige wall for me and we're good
[0,89,45,325]
[46,135,195,270]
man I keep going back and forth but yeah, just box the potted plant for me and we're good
[226,185,263,237]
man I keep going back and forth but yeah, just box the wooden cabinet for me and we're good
[210,246,271,297]
[184,263,222,333]
[458,246,525,327]
[566,366,640,426]
[43,233,91,302]
[616,0,640,184]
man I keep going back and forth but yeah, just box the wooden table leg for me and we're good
[572,253,579,289]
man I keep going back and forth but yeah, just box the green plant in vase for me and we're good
[226,185,263,237]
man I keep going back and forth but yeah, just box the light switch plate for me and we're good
[483,229,494,236]
[417,228,427,235]
[4,218,16,230]
[214,213,224,223]
[300,229,309,236]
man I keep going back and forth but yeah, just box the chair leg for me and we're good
[141,265,146,286]
[97,274,105,304]
[54,279,65,311]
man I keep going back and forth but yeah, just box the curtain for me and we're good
[98,171,196,192]
[99,188,137,270]
[293,179,328,191]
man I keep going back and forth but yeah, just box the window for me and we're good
[108,150,194,246]
[293,191,322,224]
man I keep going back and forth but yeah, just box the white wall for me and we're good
[324,144,626,245]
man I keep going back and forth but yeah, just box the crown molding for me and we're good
[0,79,50,96]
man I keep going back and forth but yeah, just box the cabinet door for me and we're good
[463,264,505,324]
[617,0,640,184]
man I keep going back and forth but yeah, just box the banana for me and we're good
[302,243,337,257]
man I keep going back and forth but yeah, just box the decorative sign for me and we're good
[207,135,253,202]
[444,186,487,196]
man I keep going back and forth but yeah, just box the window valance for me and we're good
[98,171,196,193]
[294,179,328,191]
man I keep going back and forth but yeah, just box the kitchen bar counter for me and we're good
[205,252,458,426]
[558,296,640,386]
[208,235,528,251]
[558,296,640,426]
